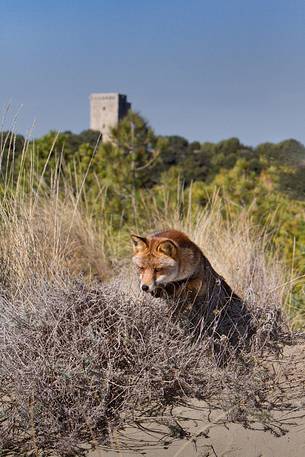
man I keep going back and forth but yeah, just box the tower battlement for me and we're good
[90,93,131,142]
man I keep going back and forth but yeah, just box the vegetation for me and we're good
[1,112,304,323]
[0,113,304,455]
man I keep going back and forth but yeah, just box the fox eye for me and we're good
[155,268,163,273]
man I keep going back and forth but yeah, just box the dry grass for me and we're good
[0,196,109,295]
[0,126,110,294]
[152,193,288,311]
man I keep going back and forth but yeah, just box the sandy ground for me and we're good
[88,343,305,457]
[87,406,305,457]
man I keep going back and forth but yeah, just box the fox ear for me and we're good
[158,240,177,258]
[131,234,148,253]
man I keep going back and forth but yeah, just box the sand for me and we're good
[88,343,305,457]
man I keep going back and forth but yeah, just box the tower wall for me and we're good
[90,93,131,142]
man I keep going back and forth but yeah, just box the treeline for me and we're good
[1,113,305,199]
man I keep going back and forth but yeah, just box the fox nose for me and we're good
[141,284,149,292]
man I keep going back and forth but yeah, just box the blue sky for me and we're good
[1,0,305,145]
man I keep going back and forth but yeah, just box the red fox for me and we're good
[131,229,253,349]
[131,229,237,302]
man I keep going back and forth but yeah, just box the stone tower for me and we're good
[89,93,131,142]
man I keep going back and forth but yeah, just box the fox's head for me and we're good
[131,230,201,293]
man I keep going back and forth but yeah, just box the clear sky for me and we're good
[1,0,305,145]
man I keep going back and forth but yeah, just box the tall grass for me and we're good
[0,127,110,292]
[0,126,303,318]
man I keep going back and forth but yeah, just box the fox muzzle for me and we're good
[140,281,156,293]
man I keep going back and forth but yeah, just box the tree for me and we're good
[91,111,168,223]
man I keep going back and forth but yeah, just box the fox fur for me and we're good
[131,229,254,349]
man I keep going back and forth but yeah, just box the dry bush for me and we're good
[0,274,292,457]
